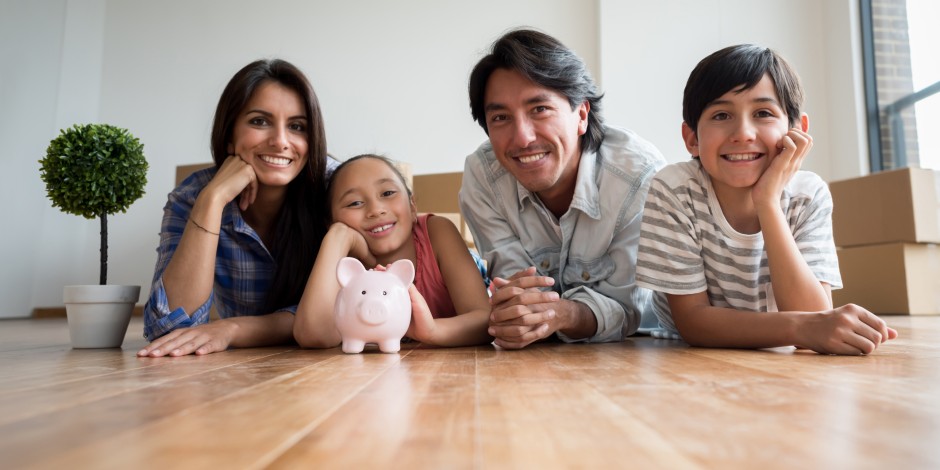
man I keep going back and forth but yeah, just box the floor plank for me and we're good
[0,316,937,469]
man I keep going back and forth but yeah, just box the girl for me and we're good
[139,59,335,357]
[294,155,492,348]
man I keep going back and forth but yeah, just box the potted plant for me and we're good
[40,123,149,348]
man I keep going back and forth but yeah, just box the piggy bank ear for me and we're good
[386,259,415,285]
[337,257,366,287]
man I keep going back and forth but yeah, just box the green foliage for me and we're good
[40,124,148,219]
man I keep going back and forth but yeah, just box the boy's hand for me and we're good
[797,304,898,355]
[752,128,812,208]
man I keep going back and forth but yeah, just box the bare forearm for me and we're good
[293,227,357,349]
[674,305,802,349]
[423,309,493,347]
[758,205,830,311]
[225,311,295,348]
[163,193,226,313]
[556,299,597,340]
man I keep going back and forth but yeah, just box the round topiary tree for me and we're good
[40,123,148,285]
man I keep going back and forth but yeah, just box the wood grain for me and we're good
[0,316,937,469]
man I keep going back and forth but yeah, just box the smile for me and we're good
[723,153,762,161]
[369,223,394,234]
[516,152,547,164]
[260,155,292,166]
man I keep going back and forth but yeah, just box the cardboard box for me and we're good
[412,172,474,248]
[176,163,215,186]
[413,172,463,213]
[832,242,940,315]
[830,167,940,247]
[421,212,475,248]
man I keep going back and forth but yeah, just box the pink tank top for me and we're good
[413,214,457,318]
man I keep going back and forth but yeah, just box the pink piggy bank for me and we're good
[335,257,414,353]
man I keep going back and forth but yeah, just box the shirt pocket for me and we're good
[530,247,561,279]
[563,255,616,287]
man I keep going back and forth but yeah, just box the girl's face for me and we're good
[229,80,308,189]
[330,158,417,260]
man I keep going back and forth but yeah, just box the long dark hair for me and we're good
[468,29,606,153]
[210,59,329,314]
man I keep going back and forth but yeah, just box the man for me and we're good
[459,29,666,349]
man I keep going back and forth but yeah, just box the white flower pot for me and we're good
[63,285,140,348]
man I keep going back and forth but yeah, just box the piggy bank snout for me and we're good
[358,298,390,326]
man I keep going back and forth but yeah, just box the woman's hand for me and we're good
[137,321,238,357]
[204,155,258,211]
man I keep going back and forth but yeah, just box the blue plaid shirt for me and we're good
[143,162,337,341]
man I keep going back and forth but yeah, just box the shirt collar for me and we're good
[222,202,272,255]
[514,146,602,220]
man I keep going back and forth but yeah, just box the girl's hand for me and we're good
[752,128,813,209]
[405,284,439,345]
[204,155,258,211]
[137,321,238,357]
[327,222,376,268]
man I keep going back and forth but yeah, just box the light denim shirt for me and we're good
[459,126,666,342]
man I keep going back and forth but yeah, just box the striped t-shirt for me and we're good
[635,160,842,337]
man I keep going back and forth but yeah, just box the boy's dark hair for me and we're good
[327,154,413,220]
[683,44,804,132]
[468,29,606,153]
[210,59,329,315]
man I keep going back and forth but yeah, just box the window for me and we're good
[861,0,940,171]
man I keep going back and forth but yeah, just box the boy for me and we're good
[636,44,897,355]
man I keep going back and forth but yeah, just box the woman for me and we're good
[139,59,335,357]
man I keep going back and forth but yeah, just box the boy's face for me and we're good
[330,158,416,262]
[682,74,800,195]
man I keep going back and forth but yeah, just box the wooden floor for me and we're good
[2,316,938,469]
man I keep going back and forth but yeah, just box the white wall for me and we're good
[2,0,870,318]
[1,0,70,319]
[4,0,599,317]
[599,0,868,180]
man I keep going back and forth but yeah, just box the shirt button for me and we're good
[540,260,550,270]
[581,271,590,281]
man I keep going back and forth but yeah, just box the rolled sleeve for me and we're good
[143,277,212,341]
[556,215,652,343]
[556,286,625,343]
[276,304,298,315]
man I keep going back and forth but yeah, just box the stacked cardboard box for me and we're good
[412,172,475,248]
[829,167,940,314]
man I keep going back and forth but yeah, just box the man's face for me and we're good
[482,68,588,203]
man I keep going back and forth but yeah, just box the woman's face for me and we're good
[229,80,308,189]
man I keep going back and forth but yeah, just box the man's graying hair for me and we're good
[468,29,606,153]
